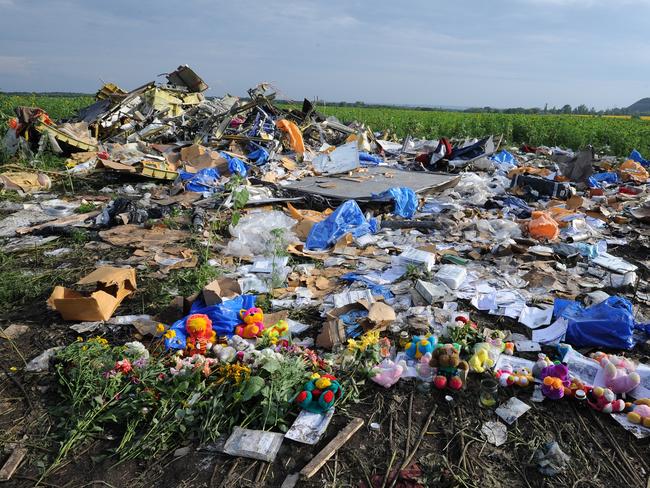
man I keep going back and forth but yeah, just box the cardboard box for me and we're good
[202,277,242,306]
[48,267,136,321]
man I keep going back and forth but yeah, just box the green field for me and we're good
[2,94,650,158]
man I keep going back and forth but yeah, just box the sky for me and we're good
[1,0,650,109]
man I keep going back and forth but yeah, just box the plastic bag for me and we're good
[220,152,248,177]
[554,296,638,350]
[247,147,269,165]
[306,200,377,250]
[225,211,297,257]
[528,211,559,240]
[490,150,518,172]
[178,167,221,193]
[372,187,418,218]
[359,152,382,166]
[165,294,257,349]
[587,172,618,188]
[276,119,305,155]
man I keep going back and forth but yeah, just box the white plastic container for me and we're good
[435,265,467,290]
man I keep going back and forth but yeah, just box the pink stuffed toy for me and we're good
[600,355,640,394]
[370,359,406,388]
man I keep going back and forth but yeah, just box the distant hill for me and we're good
[627,98,650,114]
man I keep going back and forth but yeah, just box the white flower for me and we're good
[124,341,149,360]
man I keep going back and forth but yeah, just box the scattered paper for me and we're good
[285,409,334,445]
[629,363,650,400]
[481,421,507,446]
[610,413,650,439]
[518,305,553,329]
[562,348,600,386]
[532,318,568,345]
[496,397,531,425]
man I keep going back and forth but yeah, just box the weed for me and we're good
[75,202,98,213]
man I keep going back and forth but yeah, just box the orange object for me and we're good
[507,166,552,178]
[277,119,305,155]
[618,159,648,183]
[528,211,559,240]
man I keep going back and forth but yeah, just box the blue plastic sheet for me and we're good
[502,196,532,218]
[490,150,518,171]
[165,295,257,350]
[220,152,248,177]
[629,149,649,167]
[372,187,418,218]
[247,148,269,165]
[306,200,378,250]
[339,310,368,338]
[553,296,641,350]
[588,172,619,188]
[178,167,221,193]
[359,152,383,166]
[340,273,394,302]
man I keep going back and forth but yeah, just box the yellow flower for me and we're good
[156,323,165,334]
[9,366,18,372]
[346,339,358,352]
[164,330,176,339]
[76,336,83,342]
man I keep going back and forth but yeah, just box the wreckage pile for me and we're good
[1,66,650,487]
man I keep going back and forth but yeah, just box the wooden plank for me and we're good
[0,447,27,481]
[299,417,363,479]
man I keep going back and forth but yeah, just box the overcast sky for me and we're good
[1,0,650,109]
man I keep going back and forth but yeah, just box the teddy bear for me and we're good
[540,364,570,400]
[295,373,344,413]
[495,365,533,387]
[468,342,495,373]
[262,319,289,344]
[185,314,216,356]
[405,334,436,360]
[599,355,640,394]
[235,307,265,339]
[627,399,650,428]
[370,359,406,388]
[429,343,469,390]
[587,386,626,413]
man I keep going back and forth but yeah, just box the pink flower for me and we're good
[115,359,132,374]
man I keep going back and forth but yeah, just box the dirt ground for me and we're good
[1,176,650,488]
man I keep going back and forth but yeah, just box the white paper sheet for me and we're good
[532,318,568,345]
[518,305,553,329]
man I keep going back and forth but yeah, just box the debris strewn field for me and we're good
[1,67,649,488]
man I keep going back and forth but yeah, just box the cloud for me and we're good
[0,56,32,76]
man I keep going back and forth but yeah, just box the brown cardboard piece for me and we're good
[180,144,229,172]
[48,267,137,321]
[316,300,395,349]
[202,277,242,306]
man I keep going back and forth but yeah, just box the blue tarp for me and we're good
[490,150,518,171]
[587,172,619,188]
[220,152,248,177]
[359,152,383,166]
[247,148,269,166]
[629,149,649,167]
[178,168,221,193]
[553,296,645,350]
[164,295,257,350]
[372,187,418,218]
[306,200,378,250]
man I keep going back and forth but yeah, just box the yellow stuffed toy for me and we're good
[468,342,495,373]
[263,319,289,344]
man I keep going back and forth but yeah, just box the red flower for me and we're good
[115,359,132,374]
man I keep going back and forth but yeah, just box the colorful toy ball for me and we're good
[295,373,344,413]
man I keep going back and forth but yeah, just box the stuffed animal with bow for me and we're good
[429,343,469,390]
[370,359,406,388]
[405,334,436,360]
[185,314,216,355]
[468,342,495,373]
[599,355,640,394]
[540,364,570,400]
[587,386,625,413]
[235,307,265,339]
[295,373,343,413]
[627,399,650,428]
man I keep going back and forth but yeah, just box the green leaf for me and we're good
[241,376,265,402]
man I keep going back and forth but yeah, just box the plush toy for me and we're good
[532,353,553,379]
[468,342,495,373]
[566,377,587,398]
[404,334,436,360]
[540,364,570,400]
[504,342,515,355]
[185,314,216,355]
[370,359,406,388]
[235,307,265,339]
[589,351,609,363]
[263,319,289,344]
[495,365,533,387]
[587,386,625,413]
[295,373,343,413]
[429,343,469,390]
[627,399,650,428]
[599,355,640,394]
